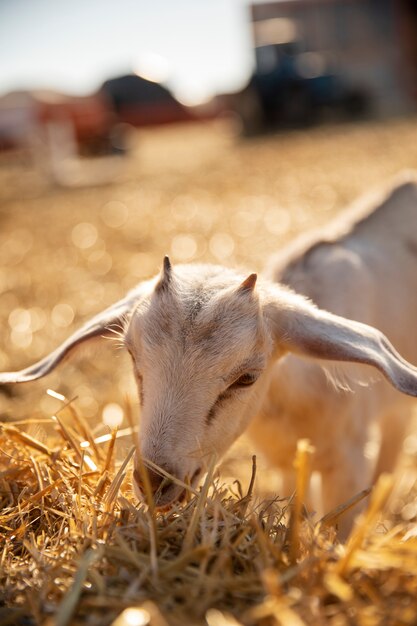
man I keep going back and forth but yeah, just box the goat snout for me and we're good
[133,464,184,508]
[147,466,168,493]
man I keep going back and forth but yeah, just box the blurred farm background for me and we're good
[3,0,417,624]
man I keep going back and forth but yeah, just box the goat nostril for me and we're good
[158,479,174,497]
[148,469,165,494]
[133,467,174,497]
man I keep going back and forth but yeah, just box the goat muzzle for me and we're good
[133,466,185,508]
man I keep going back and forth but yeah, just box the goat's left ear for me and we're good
[0,289,142,384]
[264,291,417,397]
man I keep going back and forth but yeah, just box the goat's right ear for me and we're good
[264,288,417,398]
[0,292,140,384]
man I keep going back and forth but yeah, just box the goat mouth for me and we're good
[133,467,203,509]
[154,485,185,509]
[154,467,203,509]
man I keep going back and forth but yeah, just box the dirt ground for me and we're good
[1,115,417,476]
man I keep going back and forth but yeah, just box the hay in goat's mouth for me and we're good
[2,401,417,626]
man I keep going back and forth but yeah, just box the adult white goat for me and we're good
[1,175,417,531]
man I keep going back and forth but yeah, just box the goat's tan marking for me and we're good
[239,273,257,293]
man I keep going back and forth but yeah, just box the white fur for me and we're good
[257,173,417,531]
[2,174,417,533]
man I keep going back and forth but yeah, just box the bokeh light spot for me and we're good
[102,403,124,428]
[170,195,197,221]
[51,303,74,328]
[113,607,151,626]
[11,328,32,349]
[171,234,198,261]
[29,307,48,332]
[8,308,31,332]
[71,223,98,249]
[209,233,235,260]
[101,201,129,228]
[263,207,291,235]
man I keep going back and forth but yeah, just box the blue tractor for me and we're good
[236,42,369,133]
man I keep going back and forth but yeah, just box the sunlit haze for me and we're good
[0,0,255,104]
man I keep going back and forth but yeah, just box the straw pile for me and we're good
[2,395,417,626]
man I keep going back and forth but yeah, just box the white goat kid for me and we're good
[1,177,417,530]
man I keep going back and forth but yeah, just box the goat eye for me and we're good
[206,372,259,425]
[230,373,258,389]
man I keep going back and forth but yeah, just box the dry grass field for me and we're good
[2,117,417,625]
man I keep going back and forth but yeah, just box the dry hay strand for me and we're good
[1,412,417,626]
